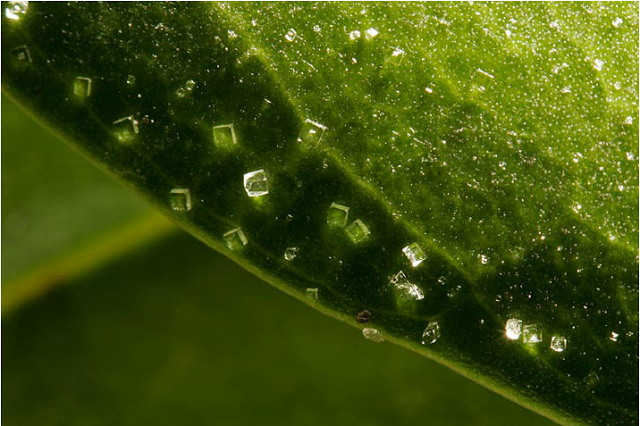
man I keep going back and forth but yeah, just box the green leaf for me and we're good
[1,93,175,312]
[2,3,637,425]
[3,232,557,426]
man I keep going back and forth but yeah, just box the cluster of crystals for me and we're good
[389,271,424,301]
[327,203,371,244]
[505,318,568,352]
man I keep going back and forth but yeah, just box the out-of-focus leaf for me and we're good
[2,233,557,426]
[1,94,174,312]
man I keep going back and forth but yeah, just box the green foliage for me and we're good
[2,2,637,425]
[3,233,556,426]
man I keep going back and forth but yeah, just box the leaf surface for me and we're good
[2,2,637,424]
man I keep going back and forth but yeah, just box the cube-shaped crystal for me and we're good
[345,219,370,244]
[113,115,139,143]
[243,169,269,197]
[305,288,319,299]
[74,76,92,98]
[169,188,192,212]
[421,321,440,344]
[505,318,522,340]
[297,119,326,146]
[523,324,542,344]
[223,227,247,251]
[402,242,426,267]
[212,123,237,149]
[11,45,31,66]
[471,68,494,93]
[550,335,567,352]
[284,247,299,261]
[390,271,424,301]
[327,203,349,227]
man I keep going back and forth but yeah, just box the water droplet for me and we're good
[593,59,604,71]
[390,271,425,301]
[550,335,567,352]
[126,75,136,85]
[327,202,349,227]
[609,331,619,342]
[505,318,522,340]
[612,17,623,28]
[73,76,92,98]
[112,115,139,143]
[356,310,371,324]
[362,328,384,343]
[523,324,542,344]
[297,119,326,146]
[243,169,269,197]
[223,227,248,250]
[421,321,440,344]
[306,287,319,299]
[284,28,297,42]
[348,30,361,40]
[284,246,299,261]
[169,188,192,212]
[471,68,494,93]
[10,45,31,66]
[212,123,237,149]
[5,1,28,21]
[345,219,370,244]
[402,242,426,267]
[364,28,379,40]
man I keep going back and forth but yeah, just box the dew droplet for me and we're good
[402,242,426,267]
[327,202,349,227]
[212,123,237,149]
[356,309,371,324]
[223,227,248,250]
[112,115,139,143]
[73,76,92,98]
[345,219,370,244]
[5,1,28,21]
[421,321,440,344]
[284,246,299,261]
[306,287,319,299]
[390,271,424,301]
[169,188,192,212]
[297,119,326,146]
[550,335,567,352]
[362,328,384,343]
[243,169,269,197]
[523,324,542,344]
[505,318,522,340]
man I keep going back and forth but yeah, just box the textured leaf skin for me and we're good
[2,3,637,425]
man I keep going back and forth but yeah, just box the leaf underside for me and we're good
[2,2,638,425]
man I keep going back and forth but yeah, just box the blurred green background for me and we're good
[2,94,556,425]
